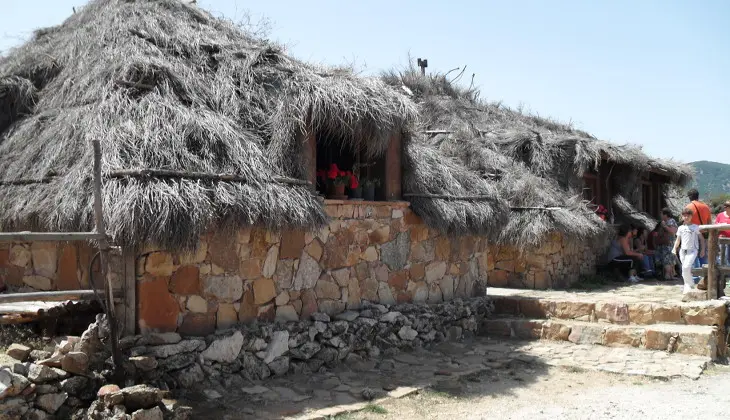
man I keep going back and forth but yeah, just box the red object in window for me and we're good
[349,174,359,189]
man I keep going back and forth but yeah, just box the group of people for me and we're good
[607,189,730,298]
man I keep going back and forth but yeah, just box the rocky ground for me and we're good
[184,337,714,419]
[342,364,730,420]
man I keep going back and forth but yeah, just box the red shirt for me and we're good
[715,212,730,238]
[685,200,712,226]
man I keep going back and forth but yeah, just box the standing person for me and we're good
[654,208,679,280]
[685,189,712,269]
[714,201,730,295]
[715,200,730,262]
[673,209,706,295]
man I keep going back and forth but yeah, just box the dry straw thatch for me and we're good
[383,65,692,246]
[0,0,415,248]
[0,0,691,252]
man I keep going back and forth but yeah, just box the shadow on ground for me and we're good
[179,336,551,420]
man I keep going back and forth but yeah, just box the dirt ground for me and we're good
[340,363,730,420]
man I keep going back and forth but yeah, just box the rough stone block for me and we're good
[602,327,643,347]
[652,304,682,324]
[424,261,447,284]
[439,275,455,301]
[178,313,216,337]
[378,282,396,305]
[554,301,595,320]
[145,252,175,277]
[23,276,52,291]
[6,344,32,362]
[643,328,672,351]
[9,245,30,267]
[627,303,655,325]
[31,243,58,279]
[170,266,200,295]
[487,270,510,287]
[292,252,321,291]
[203,275,243,303]
[681,304,727,326]
[490,297,519,316]
[239,259,263,280]
[481,319,512,337]
[517,298,551,319]
[216,303,238,329]
[675,329,718,358]
[567,324,604,345]
[315,276,341,300]
[253,277,277,305]
[208,232,240,272]
[138,275,180,333]
[595,302,629,324]
[275,305,299,323]
[262,246,279,278]
[380,231,410,270]
[387,270,408,291]
[407,281,428,304]
[511,319,544,339]
[541,321,571,341]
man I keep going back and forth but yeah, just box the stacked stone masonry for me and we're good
[122,298,493,391]
[487,232,596,289]
[0,242,122,293]
[136,202,490,335]
[487,295,729,359]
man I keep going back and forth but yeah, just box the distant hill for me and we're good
[690,161,730,200]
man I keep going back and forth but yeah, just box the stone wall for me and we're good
[487,232,596,290]
[0,242,119,293]
[0,298,491,419]
[136,201,490,335]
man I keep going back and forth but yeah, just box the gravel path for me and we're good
[345,364,730,420]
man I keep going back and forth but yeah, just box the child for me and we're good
[673,209,706,294]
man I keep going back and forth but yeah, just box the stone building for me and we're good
[0,0,691,335]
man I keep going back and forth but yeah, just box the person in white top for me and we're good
[673,208,706,294]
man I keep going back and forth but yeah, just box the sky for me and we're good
[1,0,729,165]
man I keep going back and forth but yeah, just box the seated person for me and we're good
[606,225,647,282]
[633,227,656,277]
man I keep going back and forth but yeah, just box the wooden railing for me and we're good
[0,140,122,379]
[693,224,730,300]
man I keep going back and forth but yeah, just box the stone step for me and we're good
[490,294,728,327]
[482,317,722,359]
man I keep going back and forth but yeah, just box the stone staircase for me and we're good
[484,287,728,360]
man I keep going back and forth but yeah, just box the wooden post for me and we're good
[707,230,719,300]
[92,140,122,381]
[122,247,136,337]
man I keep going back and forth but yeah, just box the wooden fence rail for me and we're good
[0,140,122,380]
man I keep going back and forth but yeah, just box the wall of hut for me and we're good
[486,232,597,289]
[135,201,489,335]
[0,242,122,293]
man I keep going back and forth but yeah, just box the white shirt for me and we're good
[677,224,700,251]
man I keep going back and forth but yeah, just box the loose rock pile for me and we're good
[121,298,492,392]
[1,298,492,419]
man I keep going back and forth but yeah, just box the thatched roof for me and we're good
[384,66,691,244]
[0,0,691,251]
[0,0,416,248]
